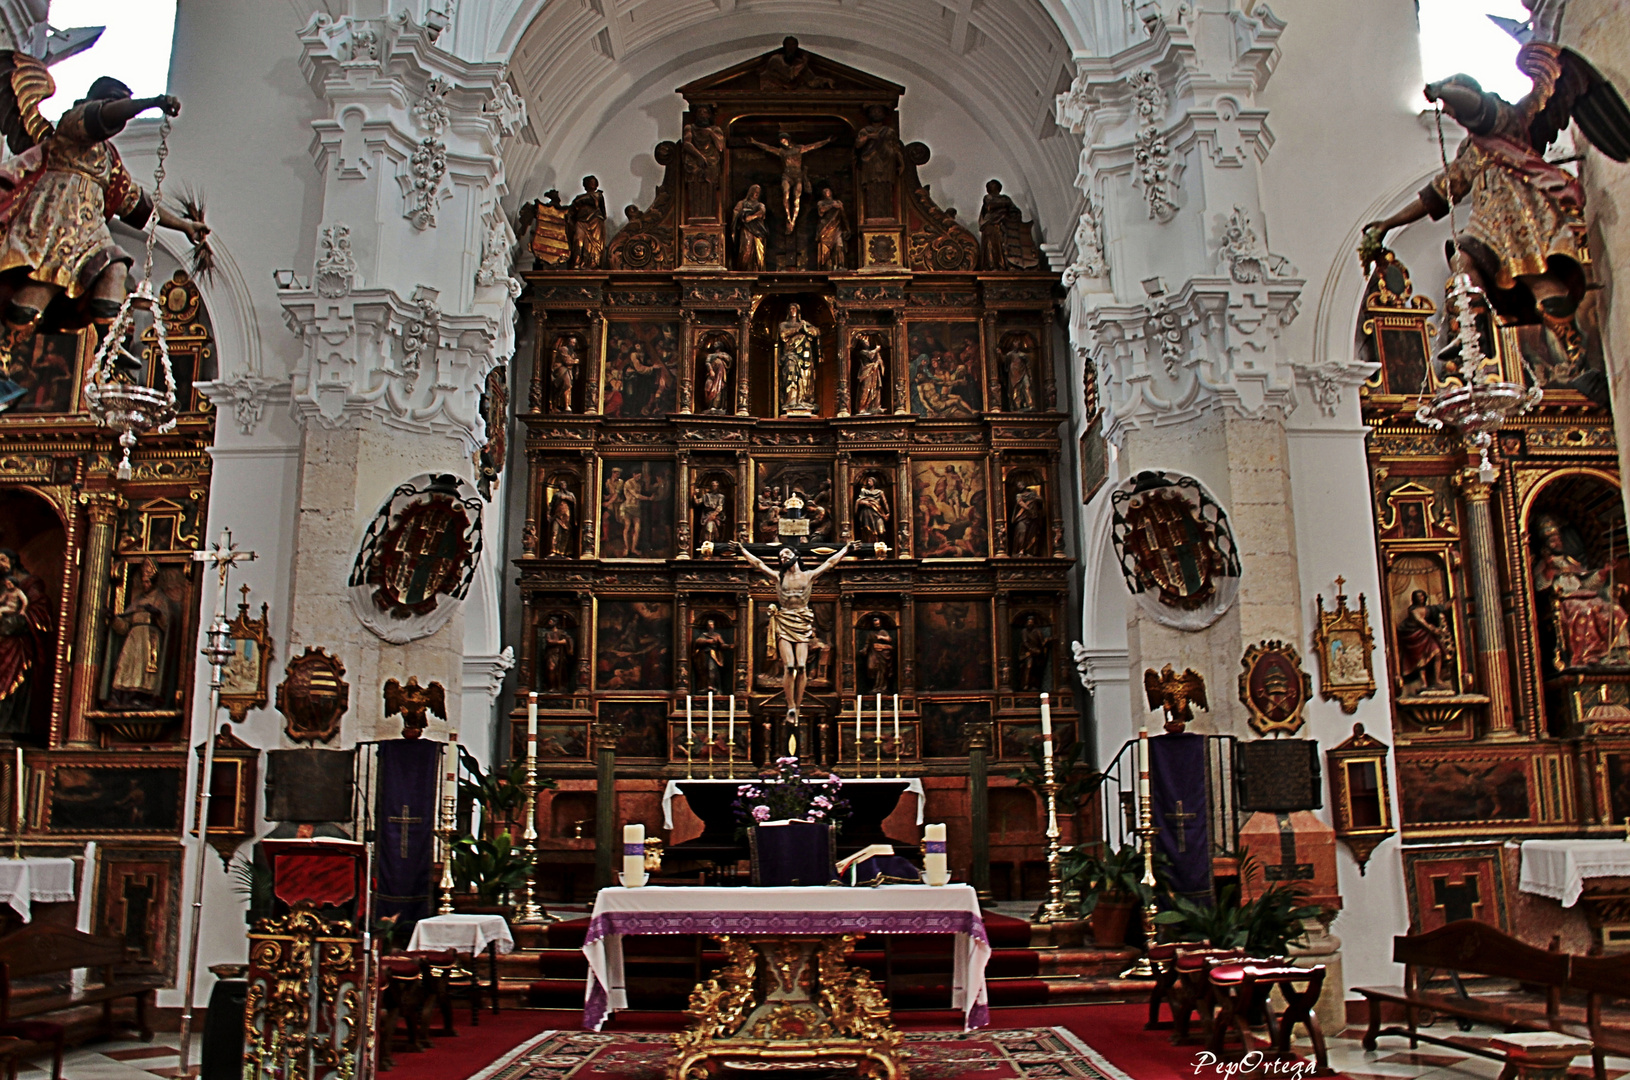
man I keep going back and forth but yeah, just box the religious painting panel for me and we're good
[996,330,1041,413]
[1003,465,1048,558]
[726,118,855,272]
[603,320,679,418]
[998,716,1077,762]
[753,600,836,693]
[920,698,989,759]
[540,470,583,559]
[853,610,899,695]
[912,460,988,558]
[595,600,673,691]
[850,467,896,550]
[0,489,64,743]
[96,555,198,720]
[688,606,736,695]
[1354,248,1435,399]
[1604,748,1630,826]
[1395,747,1536,833]
[850,330,891,415]
[542,329,589,414]
[598,460,676,559]
[1080,428,1108,505]
[1375,476,1457,541]
[1523,472,1630,675]
[509,720,589,762]
[1,331,84,415]
[916,600,993,691]
[46,760,184,833]
[1401,843,1509,934]
[753,460,835,546]
[1010,608,1056,693]
[600,700,670,761]
[95,845,183,981]
[907,322,983,417]
[218,592,272,722]
[1382,549,1471,701]
[533,607,581,700]
[689,468,736,555]
[694,331,736,415]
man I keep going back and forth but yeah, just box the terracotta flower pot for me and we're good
[1090,896,1137,947]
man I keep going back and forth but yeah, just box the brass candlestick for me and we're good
[516,749,549,924]
[437,772,457,916]
[1035,737,1069,923]
[1121,782,1159,977]
[684,734,696,779]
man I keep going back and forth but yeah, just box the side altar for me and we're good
[511,39,1077,895]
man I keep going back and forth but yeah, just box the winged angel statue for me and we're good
[0,53,207,371]
[1364,42,1630,371]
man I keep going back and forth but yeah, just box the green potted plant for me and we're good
[1007,739,1102,818]
[457,746,550,838]
[1064,841,1150,946]
[1152,852,1324,958]
[450,831,532,919]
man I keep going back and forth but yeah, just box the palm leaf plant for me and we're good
[450,831,532,905]
[1152,851,1324,957]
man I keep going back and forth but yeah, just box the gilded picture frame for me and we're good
[1312,579,1377,715]
[1326,722,1395,874]
[218,588,272,722]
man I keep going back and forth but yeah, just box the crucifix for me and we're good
[389,804,424,859]
[1162,799,1197,852]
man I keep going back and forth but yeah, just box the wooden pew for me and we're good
[1565,952,1630,1080]
[1352,920,1568,1060]
[0,922,162,1066]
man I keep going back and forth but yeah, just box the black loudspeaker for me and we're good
[200,979,248,1080]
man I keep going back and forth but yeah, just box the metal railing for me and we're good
[1093,734,1240,867]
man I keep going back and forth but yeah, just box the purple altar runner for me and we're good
[581,884,990,1031]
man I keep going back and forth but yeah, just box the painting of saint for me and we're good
[908,323,982,417]
[48,766,182,832]
[916,601,992,691]
[912,460,988,558]
[595,601,672,691]
[219,637,260,696]
[0,333,79,415]
[102,558,191,711]
[920,699,989,759]
[600,701,669,760]
[603,321,679,417]
[1397,757,1531,825]
[599,461,675,559]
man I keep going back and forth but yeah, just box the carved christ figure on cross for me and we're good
[747,132,834,232]
[736,542,850,721]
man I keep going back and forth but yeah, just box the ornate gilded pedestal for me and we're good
[243,906,363,1080]
[669,934,906,1080]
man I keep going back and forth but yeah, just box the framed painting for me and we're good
[511,720,590,761]
[915,600,993,691]
[598,460,676,559]
[602,319,679,417]
[599,699,670,760]
[1395,749,1534,829]
[920,698,991,759]
[906,322,982,417]
[47,762,184,834]
[997,717,1077,761]
[594,600,673,691]
[2,331,84,415]
[218,593,272,722]
[912,460,988,558]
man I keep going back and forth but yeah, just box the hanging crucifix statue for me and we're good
[735,541,850,725]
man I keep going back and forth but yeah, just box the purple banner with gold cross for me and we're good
[1149,732,1211,905]
[375,738,443,930]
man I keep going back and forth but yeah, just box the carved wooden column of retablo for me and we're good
[679,311,698,414]
[676,450,692,557]
[66,492,123,747]
[736,306,753,416]
[1457,470,1519,738]
[675,593,692,696]
[968,720,993,898]
[835,451,853,541]
[835,307,852,416]
[1047,448,1066,556]
[995,592,1013,692]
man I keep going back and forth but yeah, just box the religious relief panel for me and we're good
[1524,476,1630,673]
[603,321,679,418]
[754,461,834,546]
[753,600,836,694]
[595,600,673,692]
[0,491,64,743]
[598,460,675,559]
[912,460,988,558]
[908,322,982,417]
[916,600,993,691]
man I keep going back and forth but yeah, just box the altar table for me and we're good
[407,913,514,1017]
[581,883,989,1032]
[1518,839,1630,907]
[0,857,76,922]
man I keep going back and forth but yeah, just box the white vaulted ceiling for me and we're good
[496,0,1079,241]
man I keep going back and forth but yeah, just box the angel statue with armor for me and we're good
[0,55,208,368]
[1364,42,1630,377]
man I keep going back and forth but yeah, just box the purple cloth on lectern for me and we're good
[1149,733,1211,904]
[376,738,442,928]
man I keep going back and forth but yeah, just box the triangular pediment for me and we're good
[678,37,904,102]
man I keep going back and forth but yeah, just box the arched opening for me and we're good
[0,488,67,744]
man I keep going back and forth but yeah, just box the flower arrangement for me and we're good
[733,756,850,830]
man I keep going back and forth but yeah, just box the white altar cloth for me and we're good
[406,913,515,956]
[661,777,926,830]
[582,884,989,1031]
[1518,839,1630,907]
[0,858,77,922]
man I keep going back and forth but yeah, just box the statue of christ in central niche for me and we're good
[778,304,820,416]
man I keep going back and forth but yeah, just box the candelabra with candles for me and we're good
[437,733,459,916]
[1122,727,1159,977]
[1035,694,1070,924]
[517,694,552,924]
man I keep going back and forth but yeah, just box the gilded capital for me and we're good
[77,490,125,525]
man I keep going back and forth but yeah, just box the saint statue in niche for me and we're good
[1531,513,1630,668]
[692,478,728,548]
[538,614,576,694]
[1015,614,1053,691]
[859,613,895,693]
[853,474,891,545]
[815,188,848,270]
[855,105,903,221]
[701,337,732,413]
[0,547,50,737]
[565,176,606,269]
[854,334,886,414]
[1396,589,1455,694]
[681,104,725,220]
[690,617,732,694]
[107,558,184,709]
[1001,334,1036,412]
[549,334,581,413]
[731,185,768,272]
[546,481,576,557]
[1008,482,1045,556]
[777,304,820,416]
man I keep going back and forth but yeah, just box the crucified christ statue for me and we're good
[737,542,850,721]
[747,132,834,232]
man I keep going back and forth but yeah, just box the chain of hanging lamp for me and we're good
[1412,105,1542,483]
[81,115,179,480]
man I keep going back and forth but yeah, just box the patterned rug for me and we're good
[470,1027,1131,1080]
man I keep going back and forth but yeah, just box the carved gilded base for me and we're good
[668,934,907,1080]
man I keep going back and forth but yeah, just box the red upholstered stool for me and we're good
[1206,962,1332,1077]
[1169,946,1243,1044]
[1145,942,1184,1029]
[0,1023,58,1080]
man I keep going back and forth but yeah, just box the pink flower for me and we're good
[812,796,831,809]
[751,805,771,822]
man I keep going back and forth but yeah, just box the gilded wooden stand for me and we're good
[668,934,907,1079]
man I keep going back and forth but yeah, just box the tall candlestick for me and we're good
[892,694,900,742]
[1040,692,1052,740]
[687,696,693,741]
[528,692,539,740]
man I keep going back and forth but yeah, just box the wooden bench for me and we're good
[1565,952,1630,1080]
[0,921,162,1064]
[1353,920,1568,1060]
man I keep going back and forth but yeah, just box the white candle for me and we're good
[1040,692,1052,740]
[727,695,735,748]
[1139,726,1152,799]
[527,692,539,740]
[892,694,900,742]
[707,691,715,744]
[444,733,459,826]
[622,823,647,887]
[923,823,949,886]
[686,696,693,741]
[855,696,862,751]
[875,694,883,741]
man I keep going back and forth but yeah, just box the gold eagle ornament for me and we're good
[1144,664,1208,734]
[383,676,446,738]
